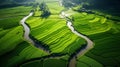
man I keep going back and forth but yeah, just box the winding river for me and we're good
[67,20,94,67]
[20,12,49,53]
[60,11,94,67]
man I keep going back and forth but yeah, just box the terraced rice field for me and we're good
[26,2,120,67]
[26,2,85,54]
[0,0,120,67]
[71,10,120,67]
[0,6,48,67]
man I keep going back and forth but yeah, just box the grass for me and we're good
[0,16,23,29]
[0,26,23,55]
[70,9,120,67]
[0,6,33,56]
[0,1,120,67]
[26,2,86,54]
[71,12,113,35]
[26,1,120,67]
[0,6,32,29]
[77,56,103,67]
[46,2,64,14]
[0,28,12,38]
[83,30,120,66]
[0,6,32,18]
[0,41,48,67]
[21,58,67,67]
[0,2,84,67]
[0,6,47,67]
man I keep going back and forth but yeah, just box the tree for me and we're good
[39,2,51,18]
[32,2,39,11]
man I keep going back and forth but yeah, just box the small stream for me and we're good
[20,12,50,53]
[54,1,94,67]
[60,11,94,67]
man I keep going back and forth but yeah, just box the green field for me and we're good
[0,6,32,55]
[71,9,120,67]
[0,6,48,67]
[0,0,120,67]
[26,2,85,53]
[25,1,120,67]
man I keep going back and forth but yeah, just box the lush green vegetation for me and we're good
[0,7,32,55]
[27,2,85,54]
[72,12,111,35]
[0,6,32,29]
[70,9,120,67]
[26,1,120,67]
[0,41,48,67]
[0,6,48,67]
[0,6,32,56]
[0,0,120,67]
